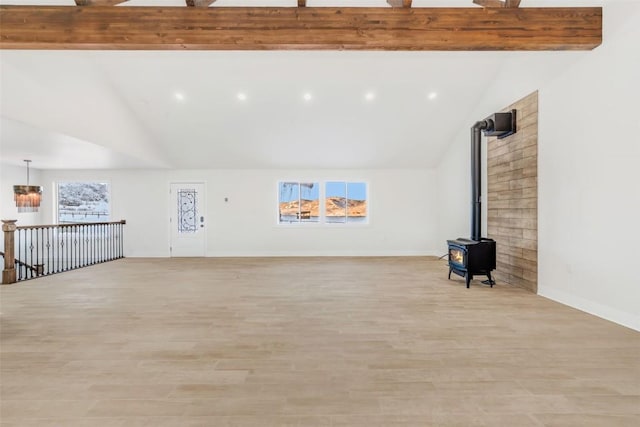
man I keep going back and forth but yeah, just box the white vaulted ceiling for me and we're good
[0,0,618,170]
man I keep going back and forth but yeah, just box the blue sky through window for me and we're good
[327,182,366,201]
[279,183,319,203]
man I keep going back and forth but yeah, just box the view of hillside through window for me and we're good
[278,182,320,223]
[278,181,367,224]
[58,182,110,224]
[326,181,367,223]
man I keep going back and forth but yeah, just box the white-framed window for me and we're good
[57,181,110,224]
[277,181,368,225]
[278,182,320,224]
[325,181,368,224]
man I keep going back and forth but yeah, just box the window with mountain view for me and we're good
[278,182,320,224]
[57,182,110,224]
[325,181,368,224]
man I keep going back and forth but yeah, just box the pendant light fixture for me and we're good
[14,160,43,213]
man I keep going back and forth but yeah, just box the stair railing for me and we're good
[1,219,126,284]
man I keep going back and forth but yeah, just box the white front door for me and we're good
[170,182,206,257]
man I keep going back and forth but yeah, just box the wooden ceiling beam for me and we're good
[74,0,129,5]
[386,0,412,8]
[473,0,521,8]
[185,0,217,7]
[0,6,602,51]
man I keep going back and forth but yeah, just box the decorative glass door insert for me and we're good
[177,189,197,233]
[170,183,206,257]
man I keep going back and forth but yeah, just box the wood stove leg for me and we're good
[487,272,494,288]
[448,268,452,280]
[466,274,471,288]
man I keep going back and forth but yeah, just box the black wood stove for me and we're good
[447,238,496,288]
[447,110,515,288]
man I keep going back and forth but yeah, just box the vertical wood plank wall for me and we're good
[487,91,538,292]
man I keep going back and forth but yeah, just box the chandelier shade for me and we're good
[13,160,43,213]
[14,185,43,213]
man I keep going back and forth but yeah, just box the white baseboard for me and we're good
[206,250,441,258]
[538,287,640,332]
[126,251,441,258]
[125,252,169,258]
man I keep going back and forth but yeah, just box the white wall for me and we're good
[38,168,438,258]
[537,3,640,331]
[436,2,640,330]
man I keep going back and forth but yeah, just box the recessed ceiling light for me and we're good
[237,92,247,101]
[174,92,185,102]
[428,91,438,100]
[303,92,313,101]
[365,91,376,101]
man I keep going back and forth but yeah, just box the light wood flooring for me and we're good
[1,257,638,426]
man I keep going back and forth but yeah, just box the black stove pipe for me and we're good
[471,120,490,241]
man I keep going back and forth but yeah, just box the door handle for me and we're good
[200,216,205,223]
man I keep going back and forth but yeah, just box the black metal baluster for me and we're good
[46,227,51,275]
[92,224,95,265]
[22,229,26,280]
[39,227,43,275]
[97,223,100,264]
[105,223,109,261]
[26,229,30,279]
[86,224,90,266]
[65,226,69,271]
[17,230,21,281]
[70,224,74,270]
[86,224,89,266]
[60,226,64,272]
[69,225,72,270]
[33,227,42,277]
[59,227,67,271]
[29,229,32,278]
[40,227,44,276]
[95,223,98,264]
[24,228,28,279]
[55,227,59,273]
[21,229,26,280]
[51,227,56,274]
[35,227,39,277]
[81,224,85,267]
[16,229,20,281]
[78,224,82,268]
[104,223,107,262]
[74,224,78,270]
[103,223,106,262]
[78,224,81,268]
[93,223,96,263]
[110,223,113,260]
[97,224,100,263]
